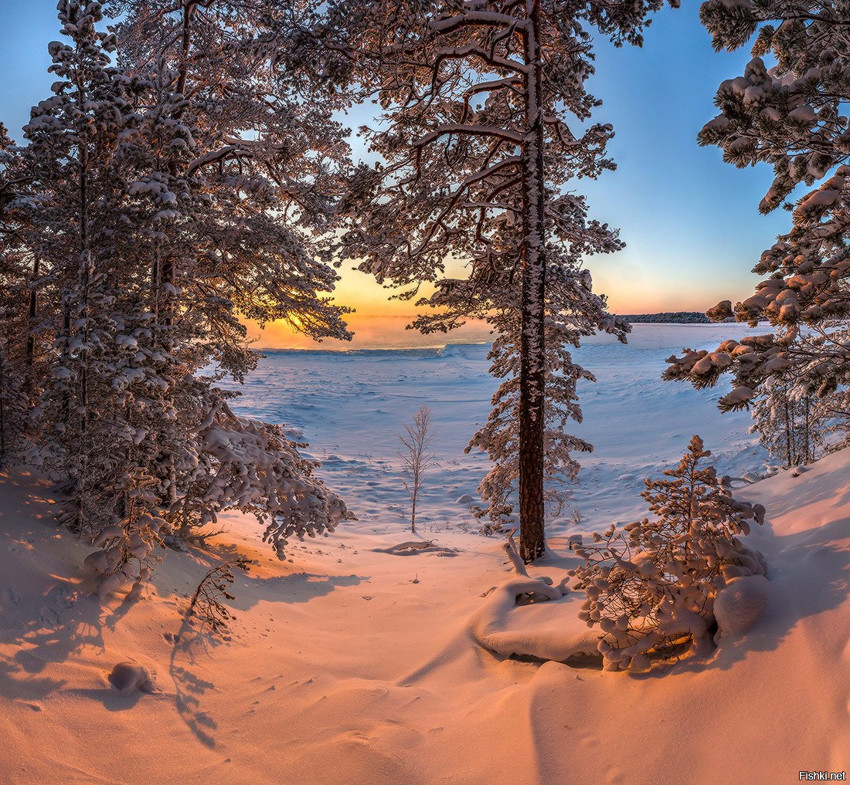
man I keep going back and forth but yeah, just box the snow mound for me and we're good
[471,577,601,664]
[713,574,770,641]
[108,662,157,695]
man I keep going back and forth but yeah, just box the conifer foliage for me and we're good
[665,1,850,451]
[0,0,353,594]
[333,0,674,561]
[570,436,767,671]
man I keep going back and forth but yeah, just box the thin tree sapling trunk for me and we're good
[399,405,435,534]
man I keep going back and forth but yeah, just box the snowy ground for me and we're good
[1,324,847,784]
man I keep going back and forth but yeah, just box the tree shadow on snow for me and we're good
[0,586,118,703]
[226,570,366,611]
[168,620,222,748]
[179,538,368,610]
[0,522,108,704]
[57,685,164,711]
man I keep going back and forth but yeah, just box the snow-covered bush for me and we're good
[174,402,351,558]
[80,471,166,597]
[570,436,767,671]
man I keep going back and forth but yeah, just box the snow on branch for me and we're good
[185,402,352,559]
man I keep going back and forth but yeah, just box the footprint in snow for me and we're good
[46,583,75,608]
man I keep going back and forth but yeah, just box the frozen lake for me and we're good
[224,323,770,532]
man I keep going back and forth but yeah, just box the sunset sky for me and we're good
[0,0,791,348]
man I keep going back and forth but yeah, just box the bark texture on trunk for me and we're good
[518,0,547,563]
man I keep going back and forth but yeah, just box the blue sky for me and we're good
[0,0,790,318]
[581,1,789,313]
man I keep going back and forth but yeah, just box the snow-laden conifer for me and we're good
[0,1,355,592]
[14,0,143,534]
[0,123,34,466]
[104,0,355,558]
[331,0,673,561]
[570,436,766,671]
[748,376,823,466]
[0,0,178,593]
[665,1,850,448]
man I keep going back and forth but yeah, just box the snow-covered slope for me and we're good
[1,449,848,784]
[0,325,846,784]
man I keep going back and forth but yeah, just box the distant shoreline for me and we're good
[255,321,747,353]
[619,312,710,324]
[255,342,491,354]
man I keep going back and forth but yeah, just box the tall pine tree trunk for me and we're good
[803,395,811,463]
[0,349,7,468]
[26,256,39,373]
[783,392,792,468]
[78,160,90,429]
[518,0,547,563]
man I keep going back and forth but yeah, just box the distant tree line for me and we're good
[621,312,711,324]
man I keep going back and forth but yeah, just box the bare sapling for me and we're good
[186,558,252,635]
[399,406,436,533]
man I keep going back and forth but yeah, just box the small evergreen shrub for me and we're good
[570,436,767,671]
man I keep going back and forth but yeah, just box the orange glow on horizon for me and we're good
[246,313,493,350]
[245,258,741,350]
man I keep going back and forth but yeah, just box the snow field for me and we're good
[238,323,771,531]
[0,324,847,784]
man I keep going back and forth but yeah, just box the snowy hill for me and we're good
[1,440,847,784]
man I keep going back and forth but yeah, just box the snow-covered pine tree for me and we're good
[104,0,355,557]
[0,123,31,466]
[570,436,766,671]
[0,123,53,441]
[461,246,615,531]
[664,329,836,467]
[664,1,850,444]
[0,1,355,592]
[0,271,31,468]
[748,376,823,467]
[331,0,671,561]
[1,0,177,593]
[13,1,142,536]
[108,0,354,369]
